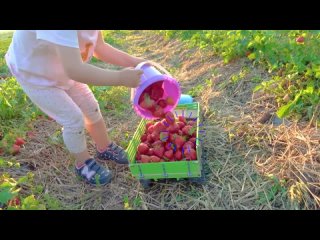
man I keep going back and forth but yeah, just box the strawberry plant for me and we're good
[159,30,320,122]
[0,172,46,210]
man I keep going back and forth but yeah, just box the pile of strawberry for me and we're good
[11,137,25,155]
[136,112,197,163]
[0,137,25,156]
[138,81,175,118]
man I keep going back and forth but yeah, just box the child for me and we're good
[5,30,145,186]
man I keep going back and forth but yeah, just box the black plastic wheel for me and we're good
[139,179,153,189]
[188,166,207,184]
[188,175,206,184]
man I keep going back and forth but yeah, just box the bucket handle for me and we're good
[136,61,173,77]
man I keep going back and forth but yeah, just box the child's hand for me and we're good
[119,68,143,88]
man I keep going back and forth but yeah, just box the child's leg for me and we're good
[66,82,129,164]
[64,82,111,150]
[20,84,87,155]
[18,82,112,184]
[85,119,111,151]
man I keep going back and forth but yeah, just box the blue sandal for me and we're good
[75,159,112,185]
[95,142,129,165]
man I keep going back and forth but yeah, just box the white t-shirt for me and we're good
[6,30,99,89]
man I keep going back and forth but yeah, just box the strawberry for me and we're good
[153,106,165,118]
[152,140,163,148]
[26,131,36,139]
[144,85,153,94]
[140,100,148,110]
[152,81,164,89]
[174,150,183,161]
[184,148,197,161]
[296,36,304,43]
[154,121,166,133]
[157,99,167,108]
[174,123,180,132]
[174,135,186,149]
[150,86,164,101]
[11,144,20,155]
[148,148,154,156]
[182,125,196,136]
[138,143,149,154]
[151,132,160,142]
[178,116,187,124]
[14,137,25,146]
[164,149,174,160]
[167,123,179,133]
[169,133,178,142]
[166,96,175,106]
[140,155,150,163]
[187,120,196,127]
[150,156,161,163]
[177,121,186,130]
[147,125,155,134]
[189,137,196,144]
[182,125,191,135]
[183,141,195,153]
[161,119,170,127]
[146,121,154,131]
[140,134,148,142]
[165,112,175,125]
[165,142,173,151]
[147,134,154,144]
[8,197,21,207]
[154,146,165,158]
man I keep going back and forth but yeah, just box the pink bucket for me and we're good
[131,61,181,119]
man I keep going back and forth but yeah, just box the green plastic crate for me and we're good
[126,102,202,180]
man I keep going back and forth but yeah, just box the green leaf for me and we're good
[277,101,294,118]
[0,180,16,189]
[17,175,29,184]
[0,188,14,204]
[248,52,256,60]
[253,84,263,92]
[21,195,46,210]
[276,92,302,118]
[3,97,12,108]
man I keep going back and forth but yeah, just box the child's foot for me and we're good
[95,142,129,164]
[75,158,112,186]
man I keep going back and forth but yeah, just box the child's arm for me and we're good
[56,45,143,87]
[93,31,144,67]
